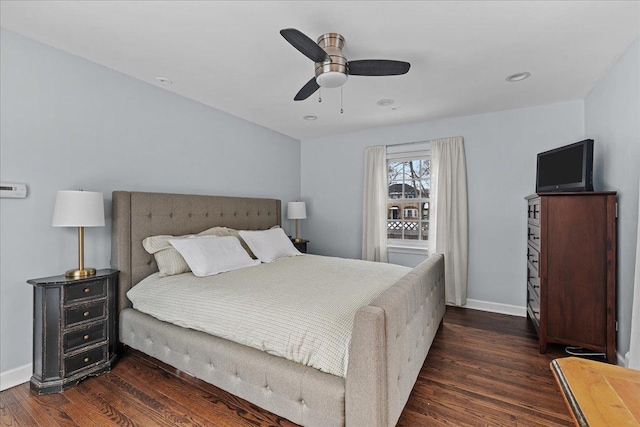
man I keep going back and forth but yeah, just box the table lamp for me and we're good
[52,190,105,278]
[287,201,307,243]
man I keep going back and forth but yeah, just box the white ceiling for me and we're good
[1,1,638,141]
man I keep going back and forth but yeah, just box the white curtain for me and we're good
[628,177,640,369]
[362,146,388,262]
[428,137,468,306]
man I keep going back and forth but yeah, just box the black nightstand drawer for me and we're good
[64,346,107,376]
[64,280,106,304]
[63,322,107,353]
[64,300,106,327]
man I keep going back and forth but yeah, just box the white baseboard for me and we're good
[618,351,629,367]
[0,363,31,391]
[460,299,527,317]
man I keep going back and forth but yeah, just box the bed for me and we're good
[111,190,445,427]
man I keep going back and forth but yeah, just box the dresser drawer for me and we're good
[528,198,541,225]
[64,280,106,304]
[527,244,540,271]
[64,346,107,376]
[528,276,540,300]
[528,262,540,287]
[64,300,106,327]
[63,322,107,354]
[527,290,541,326]
[527,224,541,248]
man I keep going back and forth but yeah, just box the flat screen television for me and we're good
[536,139,594,192]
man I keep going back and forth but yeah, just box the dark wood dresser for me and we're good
[27,269,119,394]
[525,192,616,363]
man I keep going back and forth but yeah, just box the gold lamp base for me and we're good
[65,268,96,279]
[293,237,303,243]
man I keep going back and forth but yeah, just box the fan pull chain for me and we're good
[318,88,322,103]
[340,86,344,114]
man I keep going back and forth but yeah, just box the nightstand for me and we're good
[27,269,118,394]
[292,239,309,253]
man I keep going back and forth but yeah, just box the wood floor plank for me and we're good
[0,393,20,427]
[81,379,168,427]
[10,386,73,427]
[0,307,576,426]
[61,387,134,427]
[122,353,296,427]
[66,380,140,427]
[101,368,205,427]
[112,356,257,427]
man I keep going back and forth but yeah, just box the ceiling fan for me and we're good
[280,28,411,101]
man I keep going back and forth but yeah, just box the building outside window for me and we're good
[387,151,430,251]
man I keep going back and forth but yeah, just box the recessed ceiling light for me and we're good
[505,72,531,82]
[376,99,395,106]
[156,77,172,85]
[303,115,317,121]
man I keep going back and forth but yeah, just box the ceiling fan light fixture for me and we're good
[316,71,348,88]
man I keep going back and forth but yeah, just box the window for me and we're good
[387,151,430,250]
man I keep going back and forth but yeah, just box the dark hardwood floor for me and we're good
[1,307,573,426]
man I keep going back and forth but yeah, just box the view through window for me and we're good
[387,152,430,248]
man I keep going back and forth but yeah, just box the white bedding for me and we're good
[127,254,410,377]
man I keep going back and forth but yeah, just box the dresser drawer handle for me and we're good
[533,284,540,289]
[84,288,91,293]
[83,357,90,363]
[83,311,90,317]
[83,334,90,341]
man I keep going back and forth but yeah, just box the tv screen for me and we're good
[536,139,594,192]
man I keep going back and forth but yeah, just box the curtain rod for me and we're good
[385,140,427,148]
[385,136,463,148]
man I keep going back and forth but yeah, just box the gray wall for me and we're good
[585,38,639,360]
[0,30,300,374]
[300,100,585,307]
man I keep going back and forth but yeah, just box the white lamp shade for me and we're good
[287,202,307,220]
[52,190,105,227]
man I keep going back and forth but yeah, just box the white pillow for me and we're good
[238,228,301,263]
[142,227,231,277]
[169,235,260,277]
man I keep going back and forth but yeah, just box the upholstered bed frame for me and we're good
[111,191,445,427]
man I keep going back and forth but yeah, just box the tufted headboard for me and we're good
[111,191,281,313]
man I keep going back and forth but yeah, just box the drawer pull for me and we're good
[533,310,540,315]
[83,311,90,317]
[83,334,90,341]
[531,259,538,264]
[83,357,90,363]
[533,284,540,289]
[84,288,91,293]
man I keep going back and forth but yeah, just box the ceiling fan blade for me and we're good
[294,77,320,101]
[348,60,411,76]
[280,28,330,63]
